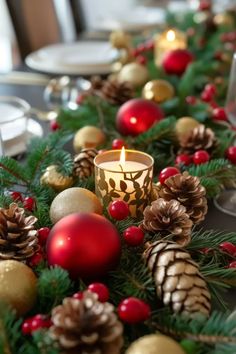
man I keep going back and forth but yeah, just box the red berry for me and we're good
[73,291,84,300]
[131,48,139,57]
[212,107,228,121]
[175,154,192,166]
[228,261,236,268]
[50,120,60,131]
[201,247,213,254]
[31,316,45,332]
[28,252,44,267]
[23,196,36,211]
[204,84,216,96]
[88,283,109,302]
[136,43,146,53]
[209,100,219,109]
[22,319,32,335]
[112,138,125,150]
[193,150,210,165]
[10,191,23,202]
[118,297,150,324]
[108,200,129,220]
[220,242,236,255]
[38,227,51,246]
[186,27,196,37]
[136,55,147,65]
[226,146,236,164]
[145,39,154,51]
[201,90,213,102]
[159,167,180,185]
[123,226,144,246]
[185,96,196,105]
[199,0,211,11]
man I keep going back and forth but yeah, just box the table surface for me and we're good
[0,80,236,307]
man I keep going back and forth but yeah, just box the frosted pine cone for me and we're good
[144,240,211,317]
[50,291,123,354]
[142,198,193,246]
[73,148,98,180]
[179,124,217,154]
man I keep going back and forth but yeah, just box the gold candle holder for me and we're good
[154,28,187,66]
[94,148,154,218]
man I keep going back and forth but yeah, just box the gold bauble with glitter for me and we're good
[126,334,185,354]
[73,126,106,152]
[49,187,103,224]
[118,62,149,88]
[40,165,73,191]
[0,260,37,316]
[176,117,200,140]
[142,80,175,103]
[213,13,234,27]
[110,30,132,49]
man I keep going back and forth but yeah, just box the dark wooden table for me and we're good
[0,81,236,306]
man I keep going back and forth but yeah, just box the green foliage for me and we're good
[0,303,22,354]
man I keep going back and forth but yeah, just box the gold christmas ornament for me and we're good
[50,187,103,224]
[142,80,175,103]
[73,126,106,152]
[175,117,200,140]
[110,30,132,49]
[213,13,234,27]
[126,334,185,354]
[144,240,211,317]
[40,165,73,192]
[0,260,37,316]
[118,63,149,88]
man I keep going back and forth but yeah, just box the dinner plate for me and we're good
[25,41,118,75]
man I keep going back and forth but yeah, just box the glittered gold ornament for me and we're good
[73,126,106,152]
[110,30,132,49]
[175,117,200,140]
[118,63,149,88]
[50,187,103,224]
[40,165,73,191]
[0,260,37,316]
[126,334,185,354]
[142,80,174,103]
[213,13,234,27]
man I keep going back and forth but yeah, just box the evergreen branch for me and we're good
[187,229,236,252]
[0,303,22,354]
[0,157,29,184]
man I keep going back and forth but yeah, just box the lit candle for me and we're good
[94,148,154,218]
[154,28,187,66]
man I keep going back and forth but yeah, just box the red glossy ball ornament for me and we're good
[175,154,192,166]
[88,282,109,302]
[23,197,36,211]
[162,49,194,76]
[118,297,150,323]
[226,146,236,164]
[116,98,164,136]
[212,107,228,121]
[112,138,125,150]
[108,200,130,220]
[159,167,180,185]
[38,227,51,246]
[193,150,210,165]
[10,191,23,202]
[47,213,121,279]
[123,226,144,246]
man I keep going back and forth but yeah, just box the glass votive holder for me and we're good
[94,149,154,218]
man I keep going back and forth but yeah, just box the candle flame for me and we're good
[119,146,126,168]
[166,30,176,42]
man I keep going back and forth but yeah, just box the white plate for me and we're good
[4,119,43,157]
[25,41,118,75]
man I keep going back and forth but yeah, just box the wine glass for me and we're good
[214,53,236,217]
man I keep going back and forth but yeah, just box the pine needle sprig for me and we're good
[0,303,22,354]
[187,229,236,252]
[0,156,29,185]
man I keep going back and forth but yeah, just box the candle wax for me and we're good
[99,161,146,172]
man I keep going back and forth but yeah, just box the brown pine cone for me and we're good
[179,124,217,154]
[158,172,208,224]
[100,79,134,105]
[0,203,38,261]
[90,76,104,91]
[142,198,193,246]
[143,240,211,317]
[50,291,123,354]
[73,148,98,180]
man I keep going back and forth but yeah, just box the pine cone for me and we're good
[143,240,211,317]
[0,203,38,261]
[90,76,104,91]
[158,172,208,224]
[50,291,123,354]
[73,148,98,180]
[142,199,193,246]
[179,124,217,154]
[100,80,134,105]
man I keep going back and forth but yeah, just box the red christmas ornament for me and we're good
[159,167,180,185]
[112,138,126,150]
[116,98,164,136]
[73,291,84,300]
[108,200,130,220]
[38,227,51,246]
[175,154,192,166]
[50,120,60,131]
[47,213,121,279]
[10,191,23,202]
[118,297,150,324]
[162,49,194,76]
[185,96,197,105]
[123,226,144,246]
[220,242,236,256]
[228,261,236,268]
[212,107,228,121]
[193,150,210,165]
[226,146,236,164]
[88,282,109,302]
[23,196,36,211]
